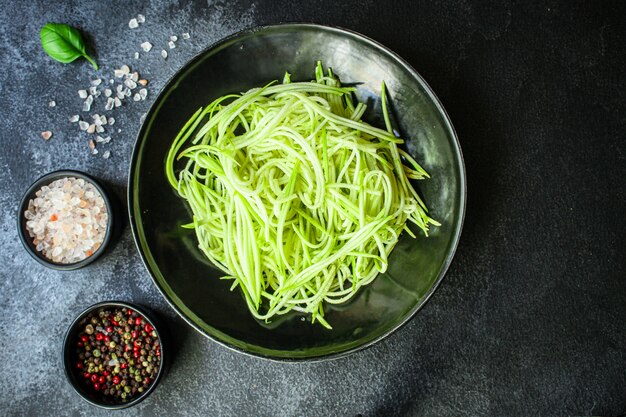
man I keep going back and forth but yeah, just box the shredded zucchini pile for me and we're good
[166,62,438,328]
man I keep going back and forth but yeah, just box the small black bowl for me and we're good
[17,170,117,270]
[62,301,167,409]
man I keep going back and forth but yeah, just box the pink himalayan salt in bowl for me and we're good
[18,170,117,270]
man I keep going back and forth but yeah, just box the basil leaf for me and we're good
[40,23,99,70]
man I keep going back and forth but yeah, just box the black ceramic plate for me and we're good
[129,24,465,360]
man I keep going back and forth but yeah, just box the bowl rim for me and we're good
[17,169,114,271]
[62,301,166,410]
[127,22,466,362]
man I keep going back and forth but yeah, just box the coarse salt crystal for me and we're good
[49,100,56,107]
[87,124,96,134]
[121,65,130,74]
[133,93,141,101]
[79,121,90,131]
[170,35,178,42]
[114,97,122,107]
[131,72,139,82]
[41,131,53,141]
[161,50,168,59]
[114,69,125,78]
[92,148,99,155]
[109,79,114,84]
[105,98,115,111]
[102,150,111,159]
[78,90,88,99]
[134,52,139,59]
[82,100,91,112]
[137,14,145,23]
[96,125,104,133]
[124,88,132,97]
[69,115,80,123]
[139,88,148,99]
[104,89,112,97]
[88,86,98,96]
[108,117,115,125]
[91,79,102,86]
[124,78,137,89]
[141,42,152,52]
[168,41,176,49]
[129,18,139,29]
[182,32,190,39]
[99,115,107,125]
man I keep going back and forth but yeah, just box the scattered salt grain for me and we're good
[102,150,111,159]
[141,42,152,52]
[23,177,108,264]
[133,93,141,101]
[109,79,114,84]
[99,115,107,125]
[114,97,122,108]
[170,35,178,42]
[92,148,99,155]
[137,14,145,23]
[129,18,139,29]
[124,78,137,89]
[161,50,167,59]
[87,124,96,134]
[41,131,53,141]
[88,86,98,96]
[182,32,190,39]
[78,90,88,99]
[96,125,105,133]
[134,52,139,59]
[105,98,115,111]
[130,72,139,82]
[120,65,130,75]
[49,100,56,107]
[139,88,148,99]
[69,115,80,123]
[104,89,112,97]
[114,69,125,78]
[79,121,90,131]
[168,41,176,49]
[108,117,115,125]
[91,79,102,86]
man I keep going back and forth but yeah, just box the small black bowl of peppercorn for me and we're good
[63,301,166,409]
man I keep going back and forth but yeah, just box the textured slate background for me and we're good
[0,1,624,416]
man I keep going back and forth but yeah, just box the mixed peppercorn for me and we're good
[74,306,161,402]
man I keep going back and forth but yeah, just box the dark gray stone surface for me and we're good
[0,1,624,416]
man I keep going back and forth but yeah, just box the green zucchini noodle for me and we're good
[165,62,439,329]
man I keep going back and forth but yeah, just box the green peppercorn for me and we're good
[138,387,144,393]
[142,361,149,367]
[121,392,127,400]
[93,349,101,358]
[109,341,116,348]
[111,353,117,360]
[114,366,120,374]
[135,375,142,382]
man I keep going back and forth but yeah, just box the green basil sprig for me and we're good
[40,23,99,70]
